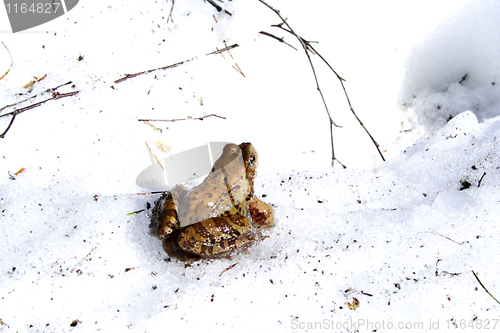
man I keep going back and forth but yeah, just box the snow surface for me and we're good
[1,0,500,332]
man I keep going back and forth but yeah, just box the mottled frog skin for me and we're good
[150,143,274,261]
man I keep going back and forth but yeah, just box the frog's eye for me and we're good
[247,154,256,167]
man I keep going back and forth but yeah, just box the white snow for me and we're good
[1,0,500,332]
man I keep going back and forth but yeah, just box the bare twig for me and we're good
[257,0,385,166]
[137,191,168,195]
[0,81,74,113]
[259,31,297,50]
[115,44,239,84]
[114,59,187,84]
[206,0,232,15]
[478,172,486,187]
[307,42,386,162]
[206,43,239,56]
[207,0,222,11]
[138,114,226,122]
[0,89,79,138]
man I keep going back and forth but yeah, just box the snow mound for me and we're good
[399,0,500,131]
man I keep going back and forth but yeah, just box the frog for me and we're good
[150,142,274,261]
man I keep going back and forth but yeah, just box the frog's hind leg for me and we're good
[178,214,263,259]
[162,233,200,263]
[150,187,185,238]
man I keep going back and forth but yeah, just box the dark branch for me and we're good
[205,43,239,56]
[114,44,239,84]
[138,114,226,122]
[0,81,73,112]
[257,0,385,165]
[478,172,486,187]
[306,42,385,162]
[259,31,297,50]
[205,0,232,15]
[206,0,222,12]
[0,89,79,138]
[114,60,187,84]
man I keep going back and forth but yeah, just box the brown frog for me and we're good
[150,142,274,261]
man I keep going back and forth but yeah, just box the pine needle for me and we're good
[472,270,500,305]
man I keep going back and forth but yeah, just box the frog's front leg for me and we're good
[162,233,201,262]
[249,197,274,228]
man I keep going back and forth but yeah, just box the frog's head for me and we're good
[239,143,258,193]
[212,143,240,172]
[240,142,258,170]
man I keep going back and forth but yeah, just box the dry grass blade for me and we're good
[145,141,164,171]
[219,263,238,277]
[167,0,174,23]
[420,231,462,245]
[472,270,500,305]
[0,42,13,81]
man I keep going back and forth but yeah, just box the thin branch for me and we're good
[205,0,232,16]
[1,114,16,139]
[137,191,168,195]
[114,44,239,84]
[0,90,79,138]
[257,0,385,165]
[138,113,226,122]
[478,172,486,187]
[308,42,386,162]
[257,0,337,165]
[206,0,222,12]
[0,89,78,118]
[0,81,73,112]
[114,59,187,84]
[206,43,239,56]
[259,31,297,50]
